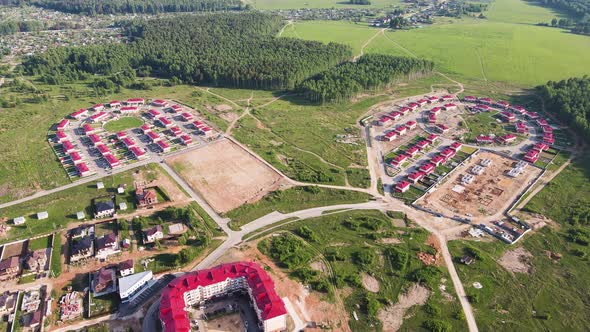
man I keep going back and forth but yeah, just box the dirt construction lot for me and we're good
[167,139,284,213]
[419,151,542,218]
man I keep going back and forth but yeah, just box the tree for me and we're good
[552,18,558,26]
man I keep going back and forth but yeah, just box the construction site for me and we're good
[418,151,542,218]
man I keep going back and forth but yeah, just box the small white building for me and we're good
[13,217,25,225]
[119,202,128,211]
[97,182,105,190]
[118,271,153,301]
[76,212,85,220]
[37,211,48,220]
[480,159,492,167]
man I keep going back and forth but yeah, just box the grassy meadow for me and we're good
[103,116,144,132]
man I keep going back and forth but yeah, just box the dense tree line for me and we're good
[536,76,590,140]
[298,54,434,103]
[21,13,352,90]
[349,0,371,4]
[537,0,590,17]
[0,20,45,36]
[535,0,590,34]
[13,0,244,15]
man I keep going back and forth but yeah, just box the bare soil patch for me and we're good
[2,240,26,258]
[167,140,284,213]
[497,247,533,274]
[215,104,233,112]
[207,313,244,332]
[361,273,380,293]
[378,284,430,332]
[310,260,326,273]
[379,238,402,245]
[134,167,189,203]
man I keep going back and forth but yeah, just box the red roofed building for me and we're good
[428,114,437,124]
[406,146,420,157]
[159,262,287,332]
[181,112,194,121]
[533,143,549,152]
[427,96,439,103]
[543,135,555,145]
[523,150,539,163]
[431,155,445,166]
[147,131,161,143]
[148,109,161,118]
[476,104,491,112]
[62,140,75,153]
[419,162,435,174]
[126,98,145,106]
[407,171,425,184]
[170,126,182,136]
[500,111,516,122]
[450,142,462,151]
[416,140,430,150]
[83,123,96,135]
[399,107,411,115]
[478,97,493,105]
[108,101,121,108]
[536,118,549,127]
[542,126,553,134]
[495,100,510,109]
[180,135,193,146]
[116,131,127,139]
[157,117,172,128]
[407,102,419,110]
[193,121,206,129]
[140,123,152,134]
[463,96,477,102]
[391,154,408,167]
[515,121,528,134]
[394,125,407,135]
[201,127,213,136]
[57,119,70,130]
[88,134,103,146]
[405,120,417,130]
[510,105,527,114]
[119,106,138,114]
[526,111,539,120]
[383,131,398,142]
[105,154,121,168]
[157,140,171,152]
[90,111,108,123]
[440,148,456,159]
[498,134,517,144]
[152,99,168,107]
[441,95,454,101]
[476,135,493,144]
[443,103,457,110]
[426,134,439,143]
[130,146,146,159]
[77,163,90,177]
[97,144,111,156]
[389,111,402,120]
[92,104,104,112]
[417,99,428,106]
[395,181,411,193]
[169,104,182,113]
[378,116,393,126]
[56,130,68,142]
[122,137,135,147]
[69,152,83,164]
[71,109,88,120]
[430,107,442,115]
[435,124,449,133]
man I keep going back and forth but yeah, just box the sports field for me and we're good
[280,0,590,86]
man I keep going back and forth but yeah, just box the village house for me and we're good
[24,249,47,271]
[428,114,437,124]
[56,119,70,130]
[201,127,213,137]
[92,104,105,112]
[440,148,456,159]
[170,126,182,137]
[476,135,494,144]
[71,108,88,119]
[377,115,393,126]
[94,200,115,219]
[157,140,171,153]
[130,146,146,159]
[122,137,135,148]
[76,163,91,177]
[407,171,425,184]
[383,131,398,142]
[498,134,517,144]
[105,154,121,168]
[88,134,103,146]
[524,150,539,163]
[180,135,193,146]
[431,155,445,167]
[144,225,164,244]
[416,98,428,106]
[416,140,430,150]
[426,96,439,103]
[450,142,462,151]
[90,111,108,123]
[181,112,194,121]
[443,103,457,110]
[97,144,111,157]
[148,109,161,118]
[95,232,120,259]
[419,162,435,174]
[407,102,419,110]
[126,98,145,106]
[147,131,161,143]
[441,95,454,101]
[399,107,411,115]
[169,104,182,113]
[435,124,449,133]
[92,267,117,295]
[152,99,169,108]
[478,97,493,105]
[391,154,408,167]
[0,257,20,280]
[56,130,68,143]
[140,123,152,134]
[394,125,407,135]
[62,140,76,154]
[83,123,96,135]
[500,111,516,122]
[495,100,510,109]
[119,106,138,114]
[69,152,83,164]
[108,101,122,108]
[511,105,527,114]
[430,107,442,116]
[405,120,417,130]
[389,111,402,121]
[157,117,173,128]
[70,236,94,263]
[516,121,528,133]
[136,187,158,207]
[118,259,135,277]
[395,181,411,193]
[426,134,439,144]
[193,120,206,129]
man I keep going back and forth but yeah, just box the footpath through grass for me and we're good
[225,186,371,230]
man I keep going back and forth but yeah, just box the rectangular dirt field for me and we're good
[166,139,284,213]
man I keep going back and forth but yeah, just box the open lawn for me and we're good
[281,0,590,86]
[103,116,144,132]
[226,186,371,230]
[255,210,465,331]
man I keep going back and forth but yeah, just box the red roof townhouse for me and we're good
[405,120,417,130]
[108,101,122,108]
[151,99,168,107]
[391,154,408,167]
[394,125,407,135]
[169,104,182,113]
[201,127,213,136]
[542,126,553,134]
[476,135,494,144]
[417,98,428,106]
[500,111,516,122]
[157,140,171,153]
[389,111,402,120]
[523,150,539,163]
[148,109,161,118]
[430,107,442,116]
[435,124,449,133]
[69,152,83,164]
[440,148,456,159]
[498,134,517,144]
[71,109,88,119]
[126,98,145,106]
[62,140,75,153]
[478,97,493,105]
[130,146,146,159]
[443,103,457,111]
[192,120,206,129]
[92,104,104,112]
[88,134,103,146]
[533,142,549,152]
[407,171,425,184]
[543,135,555,145]
[428,114,437,124]
[97,144,111,156]
[399,107,411,115]
[140,123,152,134]
[431,155,445,166]
[450,142,462,151]
[378,116,393,126]
[441,95,454,101]
[77,163,91,177]
[181,112,194,121]
[122,137,135,147]
[157,117,172,128]
[180,135,193,146]
[516,121,528,133]
[426,134,439,143]
[170,126,182,136]
[395,181,411,193]
[407,102,419,110]
[511,105,527,114]
[159,262,287,332]
[147,131,161,143]
[56,130,68,142]
[419,162,435,174]
[105,154,121,168]
[416,140,430,150]
[427,96,439,103]
[90,111,108,122]
[119,106,138,114]
[536,118,549,127]
[463,96,477,102]
[406,146,420,157]
[476,104,491,112]
[495,100,510,109]
[526,111,540,120]
[383,131,398,142]
[116,131,127,139]
[56,119,69,131]
[83,123,96,135]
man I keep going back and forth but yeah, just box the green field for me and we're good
[103,116,144,132]
[249,0,399,10]
[225,186,371,229]
[255,210,466,331]
[281,0,590,86]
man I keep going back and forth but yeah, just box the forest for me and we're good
[537,76,590,140]
[297,54,434,103]
[9,0,244,15]
[0,20,44,36]
[22,13,353,90]
[536,0,590,34]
